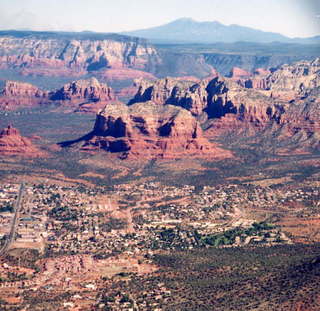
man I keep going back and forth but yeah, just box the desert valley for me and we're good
[0,5,320,311]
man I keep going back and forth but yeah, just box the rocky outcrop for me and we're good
[61,102,232,160]
[230,67,270,89]
[2,80,47,98]
[0,80,48,110]
[0,33,160,77]
[0,125,45,157]
[129,77,209,116]
[234,58,320,97]
[277,89,320,150]
[203,53,316,76]
[128,64,320,153]
[49,77,118,113]
[130,76,285,127]
[0,77,118,113]
[50,77,115,101]
[265,58,320,100]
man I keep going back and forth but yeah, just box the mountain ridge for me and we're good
[123,18,320,44]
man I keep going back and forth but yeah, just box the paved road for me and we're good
[0,183,25,256]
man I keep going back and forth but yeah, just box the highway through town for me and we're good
[0,183,25,256]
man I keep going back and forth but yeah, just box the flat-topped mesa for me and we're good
[50,77,116,101]
[0,34,160,76]
[74,102,232,160]
[2,80,48,98]
[0,80,48,110]
[0,125,45,157]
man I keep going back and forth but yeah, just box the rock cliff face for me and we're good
[50,77,115,101]
[128,58,320,152]
[129,78,208,116]
[0,77,118,113]
[278,89,320,150]
[0,125,45,157]
[231,67,270,89]
[0,80,48,110]
[234,58,320,98]
[0,34,160,77]
[63,102,232,160]
[49,77,119,113]
[265,58,320,99]
[2,80,47,98]
[130,76,284,127]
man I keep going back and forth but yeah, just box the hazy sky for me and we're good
[0,0,319,38]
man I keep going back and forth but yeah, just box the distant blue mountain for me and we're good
[123,18,320,44]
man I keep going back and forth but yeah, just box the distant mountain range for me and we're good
[123,18,320,44]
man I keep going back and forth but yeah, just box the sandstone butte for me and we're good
[61,101,232,160]
[50,77,115,101]
[49,77,119,113]
[0,77,119,113]
[0,80,48,110]
[0,125,46,157]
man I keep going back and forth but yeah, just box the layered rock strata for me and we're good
[50,77,115,101]
[0,34,160,77]
[62,102,232,160]
[0,77,118,113]
[128,58,320,151]
[0,125,45,157]
[130,76,285,127]
[0,81,48,110]
[50,77,118,113]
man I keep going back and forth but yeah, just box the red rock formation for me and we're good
[130,75,285,130]
[0,125,45,157]
[130,77,209,116]
[0,78,118,113]
[0,35,160,77]
[0,81,48,110]
[49,77,118,113]
[264,58,320,100]
[128,67,320,152]
[230,67,252,79]
[54,57,320,158]
[62,102,232,160]
[230,67,271,89]
[50,77,115,101]
[233,58,320,95]
[2,81,47,98]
